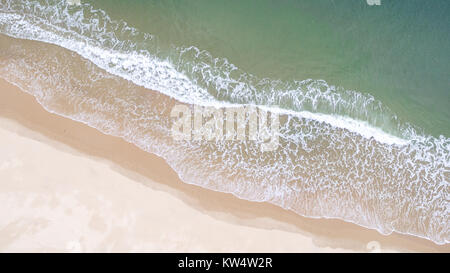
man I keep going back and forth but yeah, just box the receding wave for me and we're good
[0,0,420,145]
[0,0,448,244]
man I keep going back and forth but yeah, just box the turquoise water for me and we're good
[0,0,448,244]
[95,0,450,137]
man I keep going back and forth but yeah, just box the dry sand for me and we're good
[0,78,448,252]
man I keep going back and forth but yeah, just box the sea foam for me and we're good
[0,0,448,245]
[0,0,416,145]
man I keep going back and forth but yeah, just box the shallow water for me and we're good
[0,0,448,244]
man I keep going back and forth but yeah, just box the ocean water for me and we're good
[0,0,448,244]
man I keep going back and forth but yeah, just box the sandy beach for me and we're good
[0,78,447,252]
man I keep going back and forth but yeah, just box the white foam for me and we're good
[260,106,409,145]
[1,41,448,245]
[0,0,411,146]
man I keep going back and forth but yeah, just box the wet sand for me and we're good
[0,78,448,252]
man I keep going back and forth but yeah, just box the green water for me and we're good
[1,0,449,244]
[94,0,449,137]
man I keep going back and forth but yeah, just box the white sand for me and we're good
[1,79,447,252]
[0,117,356,252]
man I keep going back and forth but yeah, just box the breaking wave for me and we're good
[0,0,448,244]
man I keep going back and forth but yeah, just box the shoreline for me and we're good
[0,78,448,252]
